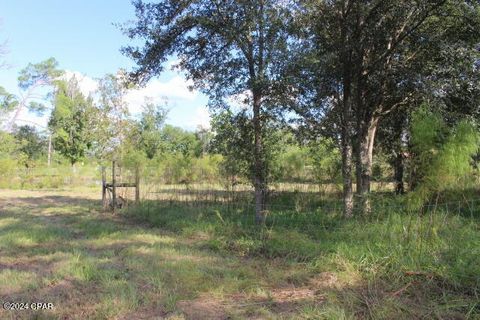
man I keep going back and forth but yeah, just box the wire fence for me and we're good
[0,165,100,189]
[4,164,479,228]
[122,177,480,231]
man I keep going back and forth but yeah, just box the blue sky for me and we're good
[0,0,209,130]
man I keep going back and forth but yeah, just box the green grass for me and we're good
[126,197,480,319]
[0,189,478,319]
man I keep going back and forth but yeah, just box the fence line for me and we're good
[132,188,480,228]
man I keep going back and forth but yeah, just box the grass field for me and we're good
[0,188,479,319]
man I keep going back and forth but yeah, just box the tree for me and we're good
[160,125,199,157]
[13,125,46,166]
[210,109,284,192]
[0,86,18,123]
[91,72,132,161]
[136,100,168,159]
[289,0,480,215]
[48,77,95,167]
[375,109,409,194]
[6,58,63,130]
[210,110,254,187]
[195,126,213,157]
[0,130,19,156]
[122,0,292,223]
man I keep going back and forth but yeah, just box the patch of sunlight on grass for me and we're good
[127,232,176,245]
[85,230,176,252]
[97,279,140,319]
[327,255,363,289]
[164,314,186,320]
[0,217,20,228]
[86,237,133,250]
[41,206,84,215]
[0,224,71,250]
[123,247,211,301]
[77,220,122,238]
[300,304,355,320]
[123,241,262,303]
[54,250,99,282]
[0,269,38,294]
[0,232,36,247]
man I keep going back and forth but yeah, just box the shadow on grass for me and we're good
[0,191,479,319]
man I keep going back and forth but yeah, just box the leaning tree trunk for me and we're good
[253,93,267,224]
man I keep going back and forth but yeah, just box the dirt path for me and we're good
[0,189,330,319]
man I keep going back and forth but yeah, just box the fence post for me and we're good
[102,166,107,210]
[135,166,140,204]
[112,161,117,214]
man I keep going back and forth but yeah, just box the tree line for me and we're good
[121,0,480,221]
[1,0,479,224]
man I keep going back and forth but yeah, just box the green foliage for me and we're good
[127,196,480,314]
[13,125,46,166]
[409,106,480,210]
[91,72,131,160]
[49,77,96,165]
[17,57,63,90]
[136,100,168,159]
[0,131,19,156]
[210,110,251,184]
[211,110,284,186]
[309,138,342,184]
[0,86,18,117]
[160,125,199,157]
[15,57,64,117]
[0,158,17,180]
[159,153,194,184]
[119,143,148,172]
[274,144,309,181]
[192,154,223,183]
[410,105,447,157]
[0,130,26,175]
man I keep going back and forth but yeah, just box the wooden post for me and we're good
[102,166,107,210]
[47,133,52,167]
[135,166,140,204]
[112,161,117,214]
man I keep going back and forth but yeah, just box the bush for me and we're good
[409,106,479,210]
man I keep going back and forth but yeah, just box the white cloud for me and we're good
[63,70,98,97]
[54,70,210,131]
[187,106,211,130]
[124,76,198,114]
[13,108,49,131]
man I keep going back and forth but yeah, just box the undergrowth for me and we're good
[125,197,480,318]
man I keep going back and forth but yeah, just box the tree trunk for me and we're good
[394,151,405,194]
[357,117,379,214]
[354,135,361,195]
[342,128,354,218]
[253,92,266,224]
[341,87,354,218]
[47,134,52,167]
[71,162,77,174]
